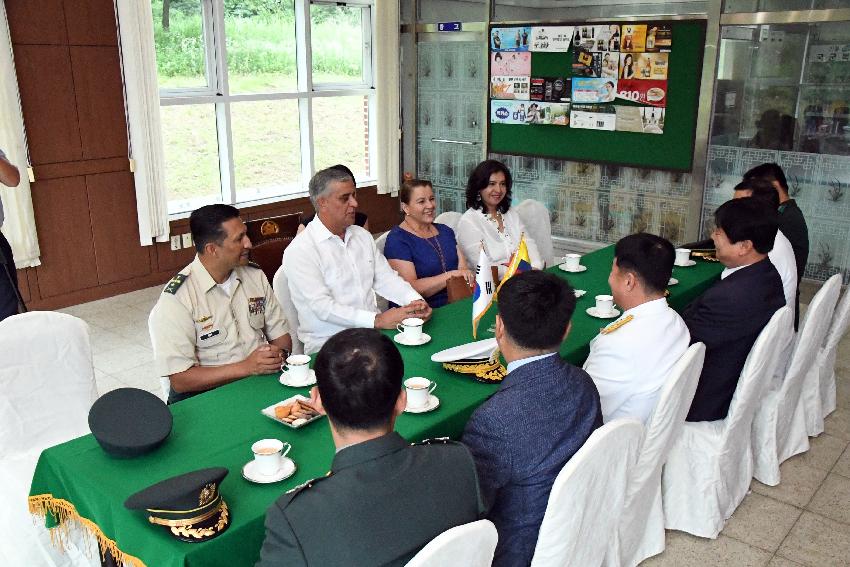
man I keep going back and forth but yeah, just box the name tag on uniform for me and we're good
[200,329,221,342]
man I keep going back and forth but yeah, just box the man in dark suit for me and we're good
[462,271,602,567]
[257,328,484,567]
[684,197,786,422]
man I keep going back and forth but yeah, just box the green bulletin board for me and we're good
[488,20,707,172]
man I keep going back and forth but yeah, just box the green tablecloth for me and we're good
[28,245,722,567]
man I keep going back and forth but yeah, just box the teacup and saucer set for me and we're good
[279,354,316,387]
[558,253,587,273]
[394,317,431,346]
[403,377,439,413]
[242,439,296,484]
[586,294,620,319]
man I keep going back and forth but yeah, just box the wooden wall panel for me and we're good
[70,47,128,160]
[86,171,152,285]
[29,177,98,297]
[13,45,82,165]
[64,0,118,46]
[5,0,67,45]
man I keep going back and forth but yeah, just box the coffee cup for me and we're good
[675,248,691,266]
[404,377,437,409]
[251,439,291,476]
[564,253,582,271]
[595,294,614,315]
[282,354,311,384]
[397,318,424,342]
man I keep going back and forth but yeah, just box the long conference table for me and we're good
[29,245,722,567]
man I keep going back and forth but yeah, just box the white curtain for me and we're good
[115,0,170,245]
[374,1,401,195]
[0,2,40,268]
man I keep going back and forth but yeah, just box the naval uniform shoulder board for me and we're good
[412,437,457,446]
[285,473,331,497]
[600,314,634,335]
[247,261,262,270]
[163,273,188,295]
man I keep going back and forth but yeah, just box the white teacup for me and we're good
[282,354,311,384]
[397,318,424,342]
[251,438,291,476]
[595,294,614,315]
[675,248,691,266]
[405,377,437,409]
[564,253,582,271]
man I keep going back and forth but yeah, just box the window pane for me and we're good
[161,105,222,214]
[311,5,365,84]
[231,100,302,203]
[152,0,208,90]
[224,0,298,93]
[724,0,847,13]
[312,96,371,181]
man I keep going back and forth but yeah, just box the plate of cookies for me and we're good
[262,395,324,429]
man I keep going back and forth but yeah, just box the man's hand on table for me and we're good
[374,300,432,329]
[243,344,285,375]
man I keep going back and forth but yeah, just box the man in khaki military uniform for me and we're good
[150,204,292,404]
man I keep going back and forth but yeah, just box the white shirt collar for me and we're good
[622,296,669,317]
[721,262,753,279]
[309,214,351,245]
[507,352,557,373]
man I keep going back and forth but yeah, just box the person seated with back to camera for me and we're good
[583,233,690,424]
[384,179,474,308]
[456,160,543,280]
[282,167,431,355]
[256,328,484,567]
[296,164,369,234]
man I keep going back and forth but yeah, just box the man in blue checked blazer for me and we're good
[462,271,602,567]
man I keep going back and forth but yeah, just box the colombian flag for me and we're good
[496,234,532,294]
[472,245,495,338]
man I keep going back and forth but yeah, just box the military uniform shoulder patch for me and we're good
[247,261,262,270]
[163,274,188,295]
[600,314,634,335]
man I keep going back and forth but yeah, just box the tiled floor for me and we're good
[58,283,850,567]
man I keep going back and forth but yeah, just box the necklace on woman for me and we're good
[484,209,507,236]
[404,219,447,273]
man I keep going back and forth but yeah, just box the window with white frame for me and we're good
[152,0,375,214]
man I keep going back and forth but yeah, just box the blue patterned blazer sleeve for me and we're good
[462,408,512,512]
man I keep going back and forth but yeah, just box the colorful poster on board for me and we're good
[601,52,619,78]
[526,102,570,125]
[641,106,665,133]
[573,48,602,77]
[621,24,647,52]
[530,77,571,102]
[570,104,616,130]
[614,106,664,133]
[645,23,672,51]
[491,27,531,51]
[592,24,623,52]
[530,26,574,52]
[619,53,638,79]
[490,100,529,124]
[616,79,667,107]
[635,53,669,80]
[491,76,531,100]
[491,52,532,76]
[572,77,618,104]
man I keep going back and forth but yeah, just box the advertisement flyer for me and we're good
[572,26,598,52]
[593,24,622,52]
[635,53,669,80]
[601,52,619,78]
[641,106,665,134]
[615,79,667,107]
[614,106,664,133]
[526,102,570,125]
[491,100,529,124]
[573,48,602,77]
[621,24,647,52]
[530,77,571,102]
[491,76,531,100]
[570,104,617,131]
[530,26,574,52]
[572,77,618,104]
[645,23,672,51]
[491,27,531,51]
[491,52,532,76]
[619,53,638,79]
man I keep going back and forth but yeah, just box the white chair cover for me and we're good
[272,266,304,355]
[753,278,839,484]
[375,230,389,256]
[804,275,848,436]
[0,311,100,566]
[434,211,462,232]
[662,306,792,538]
[606,343,705,567]
[405,520,498,567]
[515,199,554,267]
[530,419,643,567]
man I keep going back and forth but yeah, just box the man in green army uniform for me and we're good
[256,328,484,567]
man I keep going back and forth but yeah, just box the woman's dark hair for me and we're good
[465,159,512,213]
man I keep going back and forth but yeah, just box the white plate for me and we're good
[574,289,587,298]
[261,395,324,429]
[668,278,679,286]
[404,395,440,414]
[242,457,296,484]
[586,307,621,319]
[394,332,432,346]
[558,264,588,273]
[674,260,696,267]
[279,368,317,388]
[431,338,498,363]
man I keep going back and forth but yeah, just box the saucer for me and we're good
[668,278,679,286]
[558,264,587,273]
[279,369,317,387]
[674,260,696,267]
[586,307,621,319]
[394,333,432,346]
[574,289,587,298]
[242,457,296,484]
[405,395,440,414]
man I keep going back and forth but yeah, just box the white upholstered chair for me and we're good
[752,278,840,485]
[606,343,705,567]
[0,312,100,566]
[405,520,498,567]
[434,211,462,232]
[662,306,792,538]
[530,419,643,567]
[515,199,554,267]
[273,265,304,355]
[375,231,389,256]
